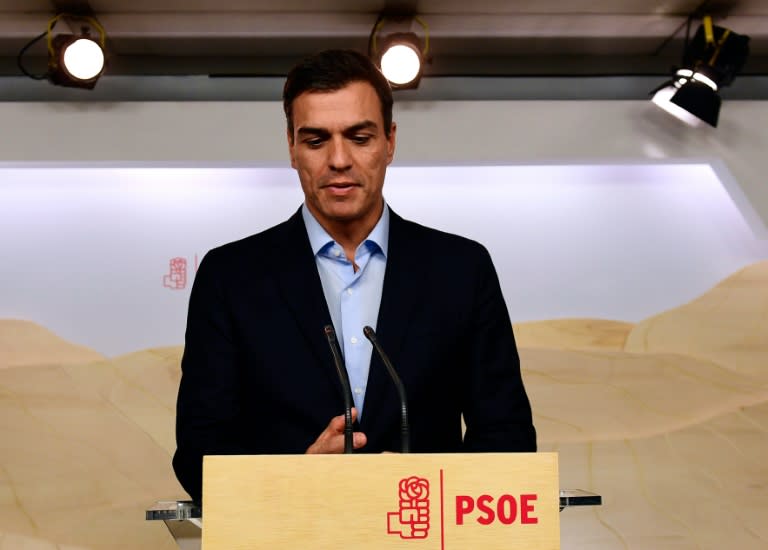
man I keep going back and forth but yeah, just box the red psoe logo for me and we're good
[163,257,188,290]
[387,476,430,539]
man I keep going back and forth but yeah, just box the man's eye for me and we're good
[351,135,372,144]
[304,138,324,148]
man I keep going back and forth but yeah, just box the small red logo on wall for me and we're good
[163,254,199,290]
[387,476,430,539]
[163,257,187,289]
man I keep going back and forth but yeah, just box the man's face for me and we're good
[287,81,396,233]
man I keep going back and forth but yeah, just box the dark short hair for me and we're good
[283,49,394,138]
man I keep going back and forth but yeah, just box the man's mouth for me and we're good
[322,182,360,196]
[323,182,358,188]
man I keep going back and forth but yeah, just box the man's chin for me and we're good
[310,198,382,227]
[325,210,362,222]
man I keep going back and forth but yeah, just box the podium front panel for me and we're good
[202,452,559,549]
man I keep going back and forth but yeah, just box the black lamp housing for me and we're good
[651,18,750,128]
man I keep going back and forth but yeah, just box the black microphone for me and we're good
[363,326,410,453]
[323,325,354,453]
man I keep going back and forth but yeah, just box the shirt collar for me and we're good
[302,202,389,258]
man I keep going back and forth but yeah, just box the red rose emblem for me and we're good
[400,476,429,501]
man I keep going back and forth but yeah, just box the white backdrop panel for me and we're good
[1,163,766,356]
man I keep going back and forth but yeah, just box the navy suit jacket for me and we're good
[173,208,536,502]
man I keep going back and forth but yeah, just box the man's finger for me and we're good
[353,432,367,449]
[306,408,365,454]
[327,407,360,433]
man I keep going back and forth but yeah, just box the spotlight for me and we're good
[49,31,105,88]
[379,33,423,86]
[17,13,106,90]
[652,69,721,127]
[369,16,430,89]
[651,15,749,128]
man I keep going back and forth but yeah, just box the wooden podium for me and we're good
[201,452,560,549]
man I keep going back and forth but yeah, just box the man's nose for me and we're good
[328,137,352,171]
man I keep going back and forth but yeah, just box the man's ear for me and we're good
[287,128,297,169]
[386,122,397,164]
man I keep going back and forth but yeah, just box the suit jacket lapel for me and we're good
[267,207,424,438]
[266,209,345,402]
[361,210,423,433]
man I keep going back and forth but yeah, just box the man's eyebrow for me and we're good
[343,120,378,134]
[296,121,379,137]
[296,127,330,137]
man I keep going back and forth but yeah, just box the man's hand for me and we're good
[306,408,367,454]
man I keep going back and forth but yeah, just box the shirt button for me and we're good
[346,288,353,295]
[333,249,341,257]
[354,388,363,395]
[350,337,358,344]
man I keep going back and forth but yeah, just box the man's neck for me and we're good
[316,203,384,263]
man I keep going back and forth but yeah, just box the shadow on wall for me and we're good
[1,261,767,549]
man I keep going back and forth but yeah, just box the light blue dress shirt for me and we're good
[302,203,389,418]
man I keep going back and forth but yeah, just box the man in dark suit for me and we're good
[173,49,536,503]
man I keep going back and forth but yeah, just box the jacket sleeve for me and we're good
[172,249,246,503]
[461,245,537,452]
